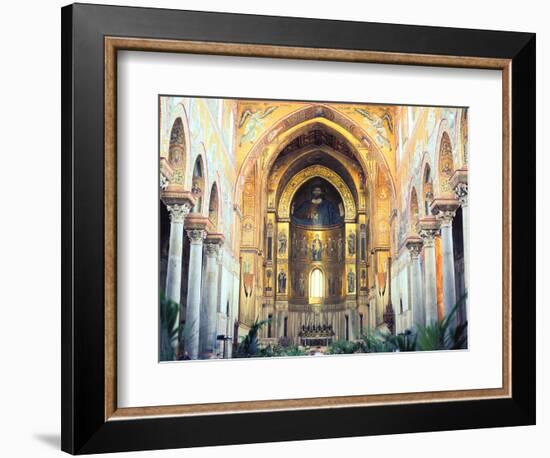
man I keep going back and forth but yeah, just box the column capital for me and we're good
[166,203,191,223]
[450,167,469,207]
[206,232,225,245]
[405,234,424,259]
[160,173,169,190]
[417,216,440,247]
[430,197,460,227]
[205,242,220,257]
[454,182,468,207]
[186,228,207,245]
[205,233,224,257]
[161,185,196,223]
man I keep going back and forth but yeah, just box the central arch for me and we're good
[234,104,397,210]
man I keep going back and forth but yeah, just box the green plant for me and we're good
[416,298,468,351]
[281,345,308,357]
[385,330,417,352]
[258,343,307,357]
[235,317,272,357]
[359,296,469,353]
[357,331,391,353]
[326,339,362,355]
[160,294,179,361]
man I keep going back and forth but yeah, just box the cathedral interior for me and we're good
[159,97,469,360]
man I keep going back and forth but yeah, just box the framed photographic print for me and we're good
[61,3,536,454]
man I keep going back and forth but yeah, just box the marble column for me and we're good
[431,199,460,323]
[451,169,469,295]
[164,204,191,305]
[160,185,195,352]
[184,228,206,359]
[417,217,439,325]
[455,183,468,324]
[200,237,223,357]
[405,235,424,328]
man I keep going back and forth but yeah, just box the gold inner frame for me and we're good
[104,36,512,421]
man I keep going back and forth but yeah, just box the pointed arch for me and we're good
[409,186,420,229]
[266,144,361,211]
[459,109,468,166]
[437,131,455,195]
[208,182,220,230]
[168,117,185,170]
[422,162,434,216]
[234,104,396,210]
[191,154,205,213]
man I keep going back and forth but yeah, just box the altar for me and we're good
[298,324,335,347]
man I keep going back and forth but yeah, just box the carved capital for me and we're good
[405,234,423,259]
[418,230,438,247]
[186,229,206,245]
[430,197,460,227]
[417,216,440,247]
[205,233,224,256]
[205,242,220,257]
[454,182,468,206]
[166,203,191,223]
[435,209,456,226]
[161,186,196,219]
[449,167,468,207]
[160,173,169,190]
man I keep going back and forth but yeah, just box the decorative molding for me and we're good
[160,185,196,209]
[170,168,185,186]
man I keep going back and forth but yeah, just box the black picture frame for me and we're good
[61,3,536,454]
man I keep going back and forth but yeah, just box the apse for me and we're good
[289,178,346,307]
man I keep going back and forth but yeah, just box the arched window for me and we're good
[168,117,185,170]
[423,164,433,216]
[192,156,204,212]
[410,187,419,230]
[208,182,219,229]
[438,132,454,194]
[309,268,324,298]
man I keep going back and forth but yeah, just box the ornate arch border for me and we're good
[234,103,397,208]
[187,150,207,213]
[409,186,420,223]
[266,145,362,200]
[419,151,435,217]
[164,101,193,188]
[433,119,455,195]
[277,164,357,221]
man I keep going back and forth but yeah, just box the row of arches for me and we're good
[408,131,459,230]
[165,115,221,227]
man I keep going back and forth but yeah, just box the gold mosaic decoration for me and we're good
[277,165,356,221]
